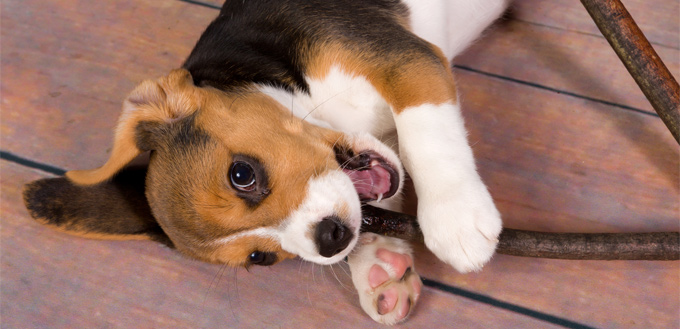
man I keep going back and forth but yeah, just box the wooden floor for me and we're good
[2,0,678,328]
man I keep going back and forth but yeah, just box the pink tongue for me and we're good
[343,165,392,200]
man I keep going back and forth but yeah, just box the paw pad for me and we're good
[348,234,423,325]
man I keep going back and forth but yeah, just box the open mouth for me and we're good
[335,147,400,202]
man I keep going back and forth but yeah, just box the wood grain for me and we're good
[512,0,680,49]
[455,19,679,117]
[2,0,678,328]
[455,69,679,233]
[580,0,680,143]
[1,0,209,169]
[411,242,679,329]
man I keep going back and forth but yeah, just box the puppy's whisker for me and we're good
[202,263,229,315]
[226,89,258,112]
[311,262,317,285]
[328,263,352,292]
[301,86,352,122]
[305,262,315,306]
[225,267,240,321]
[330,135,344,151]
[338,259,352,278]
[196,190,236,211]
[338,152,369,170]
[346,164,372,171]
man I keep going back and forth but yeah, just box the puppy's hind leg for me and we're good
[348,233,422,325]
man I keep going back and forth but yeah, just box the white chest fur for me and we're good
[258,66,397,140]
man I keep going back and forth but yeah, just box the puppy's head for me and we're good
[24,69,403,268]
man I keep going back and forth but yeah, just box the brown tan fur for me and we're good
[211,236,296,269]
[305,41,458,115]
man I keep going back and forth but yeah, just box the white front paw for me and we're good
[418,179,502,273]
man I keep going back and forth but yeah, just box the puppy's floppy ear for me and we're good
[67,69,197,186]
[23,166,172,245]
[22,69,197,243]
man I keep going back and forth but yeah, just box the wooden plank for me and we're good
[512,0,680,49]
[412,244,680,329]
[580,0,680,143]
[2,162,554,328]
[455,19,679,115]
[1,0,212,169]
[455,68,678,232]
[2,0,678,328]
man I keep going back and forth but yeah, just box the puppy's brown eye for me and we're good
[230,162,255,191]
[228,155,269,206]
[248,251,277,266]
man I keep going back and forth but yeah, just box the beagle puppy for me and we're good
[24,0,507,324]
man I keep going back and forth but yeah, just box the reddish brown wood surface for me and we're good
[456,20,679,117]
[580,0,680,142]
[1,0,206,170]
[514,0,680,49]
[462,67,678,228]
[2,0,678,328]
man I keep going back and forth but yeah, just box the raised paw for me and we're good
[347,233,422,325]
[418,179,503,273]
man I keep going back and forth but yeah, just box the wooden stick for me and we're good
[580,0,680,143]
[360,206,680,260]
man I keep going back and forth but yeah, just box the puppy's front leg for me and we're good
[395,102,502,273]
[360,48,502,272]
[307,37,502,272]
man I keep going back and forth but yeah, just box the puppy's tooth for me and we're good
[370,160,380,167]
[376,193,383,203]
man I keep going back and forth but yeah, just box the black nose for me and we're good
[315,216,354,258]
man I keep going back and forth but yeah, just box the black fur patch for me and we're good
[183,0,313,93]
[135,113,211,152]
[23,167,172,246]
[182,0,422,93]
